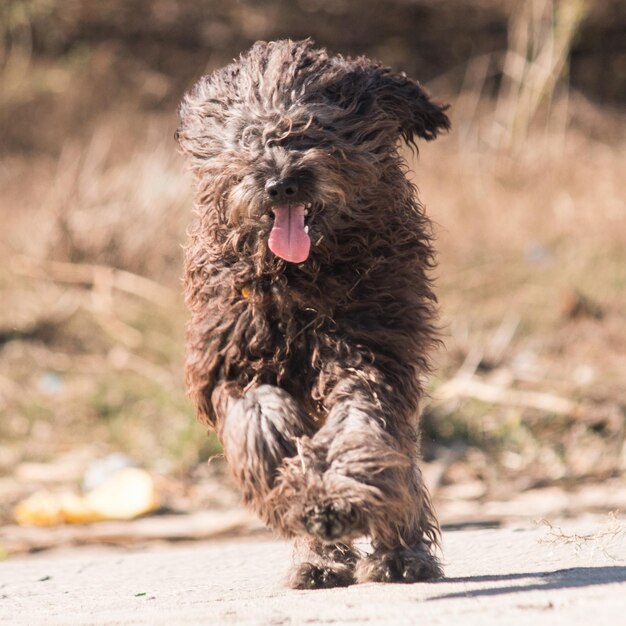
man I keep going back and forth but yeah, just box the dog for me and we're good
[177,39,449,589]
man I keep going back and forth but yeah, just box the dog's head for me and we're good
[177,39,449,265]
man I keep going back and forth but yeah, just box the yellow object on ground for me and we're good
[14,468,159,526]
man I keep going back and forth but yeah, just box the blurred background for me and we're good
[1,0,625,553]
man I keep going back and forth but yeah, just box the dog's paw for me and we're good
[303,501,360,543]
[289,562,355,589]
[355,546,443,584]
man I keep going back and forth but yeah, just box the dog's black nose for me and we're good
[265,177,299,203]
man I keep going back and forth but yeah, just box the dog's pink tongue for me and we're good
[268,204,311,263]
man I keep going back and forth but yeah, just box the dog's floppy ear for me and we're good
[175,64,238,159]
[369,67,450,144]
[325,58,450,145]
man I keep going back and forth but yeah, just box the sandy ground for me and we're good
[1,517,625,625]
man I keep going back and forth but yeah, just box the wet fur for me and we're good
[177,39,449,588]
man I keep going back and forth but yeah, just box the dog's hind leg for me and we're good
[217,384,317,529]
[289,539,360,589]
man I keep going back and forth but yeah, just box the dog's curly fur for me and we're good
[177,39,450,588]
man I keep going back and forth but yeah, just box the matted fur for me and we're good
[177,39,450,588]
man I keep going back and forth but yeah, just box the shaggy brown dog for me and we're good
[177,39,449,589]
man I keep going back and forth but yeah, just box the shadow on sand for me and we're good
[429,566,626,600]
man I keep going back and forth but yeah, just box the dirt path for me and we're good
[1,518,624,625]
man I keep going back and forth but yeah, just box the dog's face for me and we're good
[178,39,449,265]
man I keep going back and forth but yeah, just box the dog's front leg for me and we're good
[289,376,443,583]
[216,384,317,531]
[217,383,360,588]
[288,539,360,589]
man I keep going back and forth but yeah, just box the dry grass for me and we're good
[416,106,626,488]
[412,1,625,489]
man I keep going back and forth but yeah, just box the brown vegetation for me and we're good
[1,0,625,534]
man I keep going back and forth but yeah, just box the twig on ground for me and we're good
[10,255,177,307]
[435,373,624,430]
[436,375,577,415]
[0,509,264,555]
[538,512,625,561]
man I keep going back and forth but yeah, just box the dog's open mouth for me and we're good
[268,203,312,264]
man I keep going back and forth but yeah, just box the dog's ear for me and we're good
[175,64,238,159]
[325,58,449,145]
[368,67,450,144]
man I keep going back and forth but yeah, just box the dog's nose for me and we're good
[265,177,299,203]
